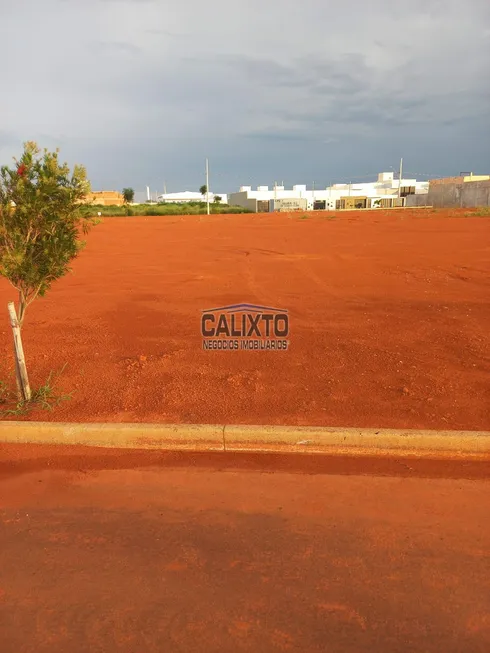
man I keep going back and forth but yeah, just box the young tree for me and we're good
[0,141,96,399]
[213,195,222,204]
[122,187,134,204]
[199,184,207,197]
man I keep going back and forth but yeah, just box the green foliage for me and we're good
[223,206,252,214]
[0,380,9,404]
[0,141,96,325]
[199,184,207,197]
[122,187,135,203]
[214,195,222,204]
[84,203,252,217]
[472,206,490,217]
[31,368,73,411]
[0,367,72,417]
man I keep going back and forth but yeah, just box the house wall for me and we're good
[85,191,124,206]
[405,193,430,207]
[229,174,429,212]
[463,175,490,182]
[269,198,308,212]
[158,192,228,204]
[430,177,465,186]
[228,192,258,211]
[428,179,490,208]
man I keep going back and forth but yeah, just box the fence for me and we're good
[428,180,490,208]
[405,194,430,207]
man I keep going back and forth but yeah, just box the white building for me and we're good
[156,191,228,204]
[228,173,429,212]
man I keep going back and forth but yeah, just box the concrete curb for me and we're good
[223,425,490,456]
[0,422,225,451]
[0,422,489,457]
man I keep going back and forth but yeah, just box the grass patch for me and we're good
[0,380,9,405]
[0,367,72,417]
[467,206,490,217]
[85,203,253,218]
[298,214,309,220]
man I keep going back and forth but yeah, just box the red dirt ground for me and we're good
[1,445,489,653]
[0,208,489,429]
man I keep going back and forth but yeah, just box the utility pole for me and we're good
[206,158,210,215]
[312,181,315,205]
[274,181,277,201]
[398,157,403,199]
[163,181,167,196]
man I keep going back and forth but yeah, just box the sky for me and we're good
[1,0,489,196]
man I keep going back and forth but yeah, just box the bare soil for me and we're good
[0,208,489,429]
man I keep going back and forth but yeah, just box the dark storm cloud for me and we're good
[0,0,489,191]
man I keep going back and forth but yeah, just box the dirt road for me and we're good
[1,444,489,652]
[1,209,489,429]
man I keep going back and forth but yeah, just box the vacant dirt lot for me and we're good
[0,209,489,429]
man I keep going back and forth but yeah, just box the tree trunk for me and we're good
[18,290,27,327]
[7,302,31,402]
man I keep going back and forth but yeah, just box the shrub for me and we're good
[0,141,95,326]
[473,206,490,217]
[0,141,96,400]
[85,203,252,217]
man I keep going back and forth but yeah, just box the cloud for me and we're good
[0,0,489,191]
[91,41,143,56]
[145,28,189,37]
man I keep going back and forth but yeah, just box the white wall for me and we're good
[157,192,228,204]
[229,173,429,211]
[227,192,257,211]
[230,188,341,210]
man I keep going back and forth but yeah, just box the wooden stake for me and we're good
[7,302,31,402]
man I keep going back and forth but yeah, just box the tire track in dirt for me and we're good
[241,250,335,310]
[295,258,330,293]
[288,255,339,329]
[241,250,281,308]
